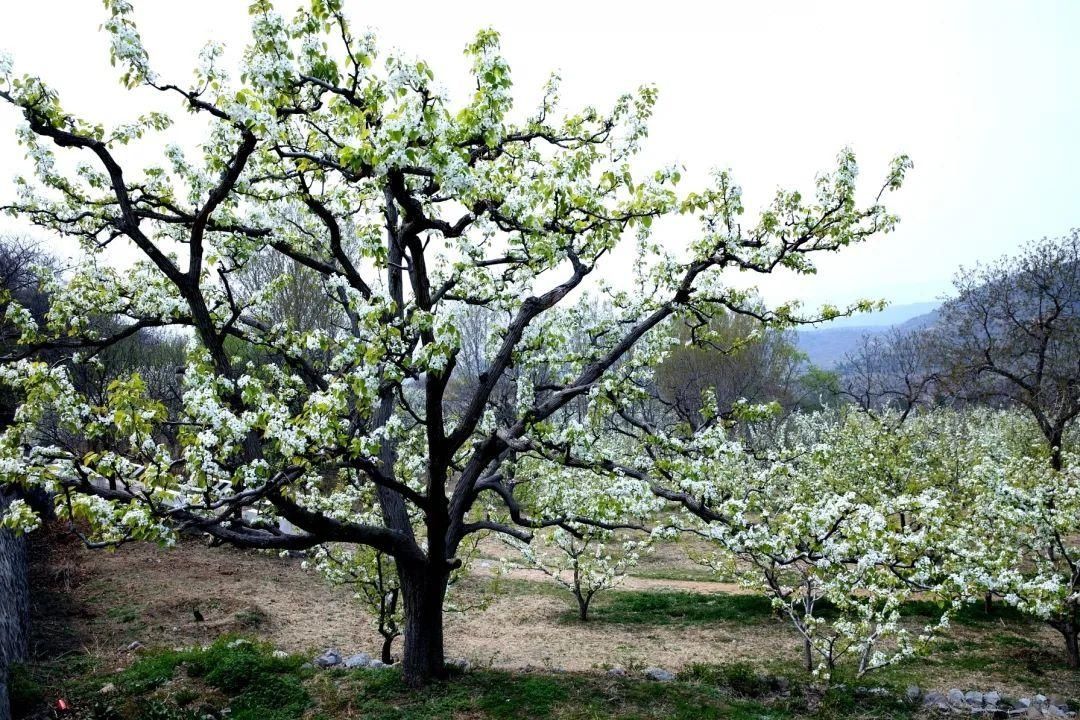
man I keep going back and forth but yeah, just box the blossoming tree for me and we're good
[0,0,909,685]
[502,462,658,621]
[950,412,1080,667]
[593,409,961,678]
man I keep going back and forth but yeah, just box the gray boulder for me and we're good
[643,667,675,682]
[606,667,627,677]
[966,690,985,707]
[906,685,921,702]
[314,649,342,668]
[344,652,372,668]
[948,689,966,705]
[985,691,1001,708]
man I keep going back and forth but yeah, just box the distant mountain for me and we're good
[814,301,940,330]
[795,302,939,368]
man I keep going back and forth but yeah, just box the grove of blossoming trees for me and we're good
[0,0,912,686]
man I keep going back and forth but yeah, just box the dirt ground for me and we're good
[26,525,1080,699]
[29,528,773,672]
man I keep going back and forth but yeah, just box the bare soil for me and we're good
[26,524,1080,699]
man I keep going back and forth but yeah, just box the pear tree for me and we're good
[0,0,908,685]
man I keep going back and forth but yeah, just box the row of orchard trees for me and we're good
[518,405,1080,677]
[0,0,1076,689]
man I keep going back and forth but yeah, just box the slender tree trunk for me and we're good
[803,636,813,672]
[576,592,591,622]
[380,632,396,665]
[983,591,993,615]
[399,562,449,687]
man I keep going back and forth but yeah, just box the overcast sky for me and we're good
[0,0,1076,311]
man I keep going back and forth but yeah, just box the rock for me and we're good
[1036,696,1049,708]
[125,641,144,653]
[986,692,1002,708]
[344,653,372,668]
[906,685,922,702]
[1027,708,1044,719]
[924,691,945,706]
[1019,699,1033,708]
[966,690,985,707]
[314,649,342,668]
[99,683,116,695]
[369,660,387,669]
[643,667,675,682]
[606,667,627,677]
[867,687,890,698]
[949,689,966,705]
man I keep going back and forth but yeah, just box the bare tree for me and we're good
[653,311,804,429]
[838,328,939,423]
[935,231,1080,470]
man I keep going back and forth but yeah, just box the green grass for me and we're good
[629,567,728,583]
[573,590,777,625]
[22,638,929,720]
[106,604,142,624]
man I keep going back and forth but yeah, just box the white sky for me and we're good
[0,0,1076,310]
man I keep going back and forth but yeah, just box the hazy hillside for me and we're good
[795,302,939,368]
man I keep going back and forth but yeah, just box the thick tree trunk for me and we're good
[0,489,29,720]
[1061,625,1080,669]
[399,563,449,687]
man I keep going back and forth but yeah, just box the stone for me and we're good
[369,660,387,669]
[923,691,946,706]
[99,683,116,695]
[344,653,372,668]
[966,691,985,707]
[606,667,627,677]
[125,641,144,653]
[1019,699,1033,708]
[1036,696,1049,708]
[445,657,471,672]
[314,649,342,668]
[1027,709,1044,719]
[906,685,922,702]
[643,667,675,682]
[949,689,967,705]
[986,692,1002,708]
